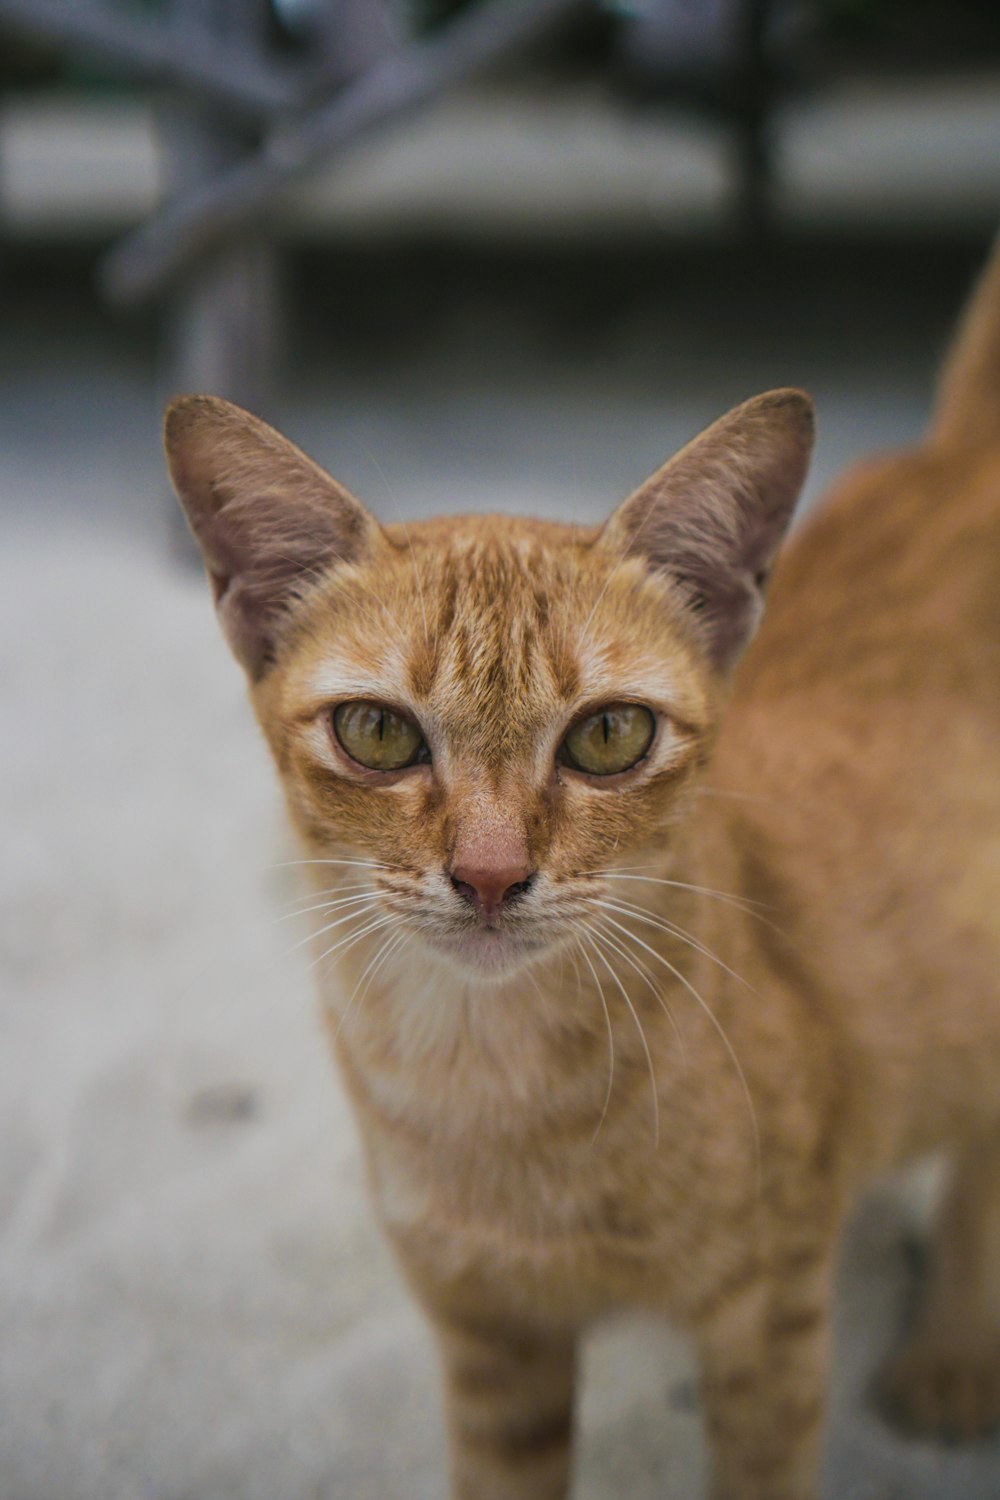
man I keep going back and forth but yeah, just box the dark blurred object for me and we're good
[609,0,806,234]
[819,0,1000,70]
[1,0,997,452]
[0,0,582,423]
[611,0,806,86]
[607,0,1000,89]
[603,0,1000,230]
[3,0,998,302]
[158,0,281,433]
[0,35,62,89]
[99,0,583,306]
[0,0,302,117]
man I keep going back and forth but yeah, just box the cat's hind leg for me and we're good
[881,1130,1000,1441]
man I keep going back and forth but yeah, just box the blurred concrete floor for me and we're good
[2,226,1000,1500]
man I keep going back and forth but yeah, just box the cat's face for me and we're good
[165,392,813,981]
[253,515,714,977]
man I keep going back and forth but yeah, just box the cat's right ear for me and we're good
[164,396,380,680]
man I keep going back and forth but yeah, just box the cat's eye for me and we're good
[561,703,655,776]
[332,701,428,771]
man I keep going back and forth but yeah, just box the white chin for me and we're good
[430,928,542,979]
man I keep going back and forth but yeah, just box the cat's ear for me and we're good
[164,396,381,679]
[600,389,814,672]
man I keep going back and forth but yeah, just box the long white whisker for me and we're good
[596,897,763,1001]
[596,910,761,1189]
[595,874,794,945]
[262,857,389,873]
[271,891,379,926]
[335,927,406,1042]
[309,913,397,975]
[279,898,382,961]
[277,880,380,909]
[580,925,660,1149]
[591,914,686,1069]
[592,869,773,912]
[572,935,616,1147]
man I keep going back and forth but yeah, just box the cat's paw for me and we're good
[880,1334,1000,1442]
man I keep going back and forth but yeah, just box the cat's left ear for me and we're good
[600,389,814,673]
[165,395,382,680]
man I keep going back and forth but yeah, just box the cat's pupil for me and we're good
[602,714,610,744]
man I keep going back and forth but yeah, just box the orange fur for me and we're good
[165,233,1000,1499]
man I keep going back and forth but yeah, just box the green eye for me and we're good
[333,701,427,771]
[562,704,655,776]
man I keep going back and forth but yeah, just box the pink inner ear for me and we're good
[665,553,764,672]
[604,391,814,673]
[165,398,379,680]
[206,505,352,680]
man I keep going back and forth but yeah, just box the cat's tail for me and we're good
[930,229,1000,451]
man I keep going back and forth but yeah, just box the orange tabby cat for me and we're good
[165,235,1000,1500]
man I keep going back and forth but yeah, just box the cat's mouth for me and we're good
[428,924,546,977]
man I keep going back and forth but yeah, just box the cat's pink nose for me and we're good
[450,862,535,917]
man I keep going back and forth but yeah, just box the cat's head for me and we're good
[165,392,812,981]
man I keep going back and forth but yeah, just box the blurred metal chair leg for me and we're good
[158,0,280,416]
[156,0,280,555]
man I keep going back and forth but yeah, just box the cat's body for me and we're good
[166,237,1000,1499]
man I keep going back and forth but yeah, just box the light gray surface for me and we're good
[3,244,1000,1498]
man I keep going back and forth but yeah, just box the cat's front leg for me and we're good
[695,1242,835,1500]
[435,1315,577,1500]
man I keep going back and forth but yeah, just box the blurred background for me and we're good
[2,3,1000,1497]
